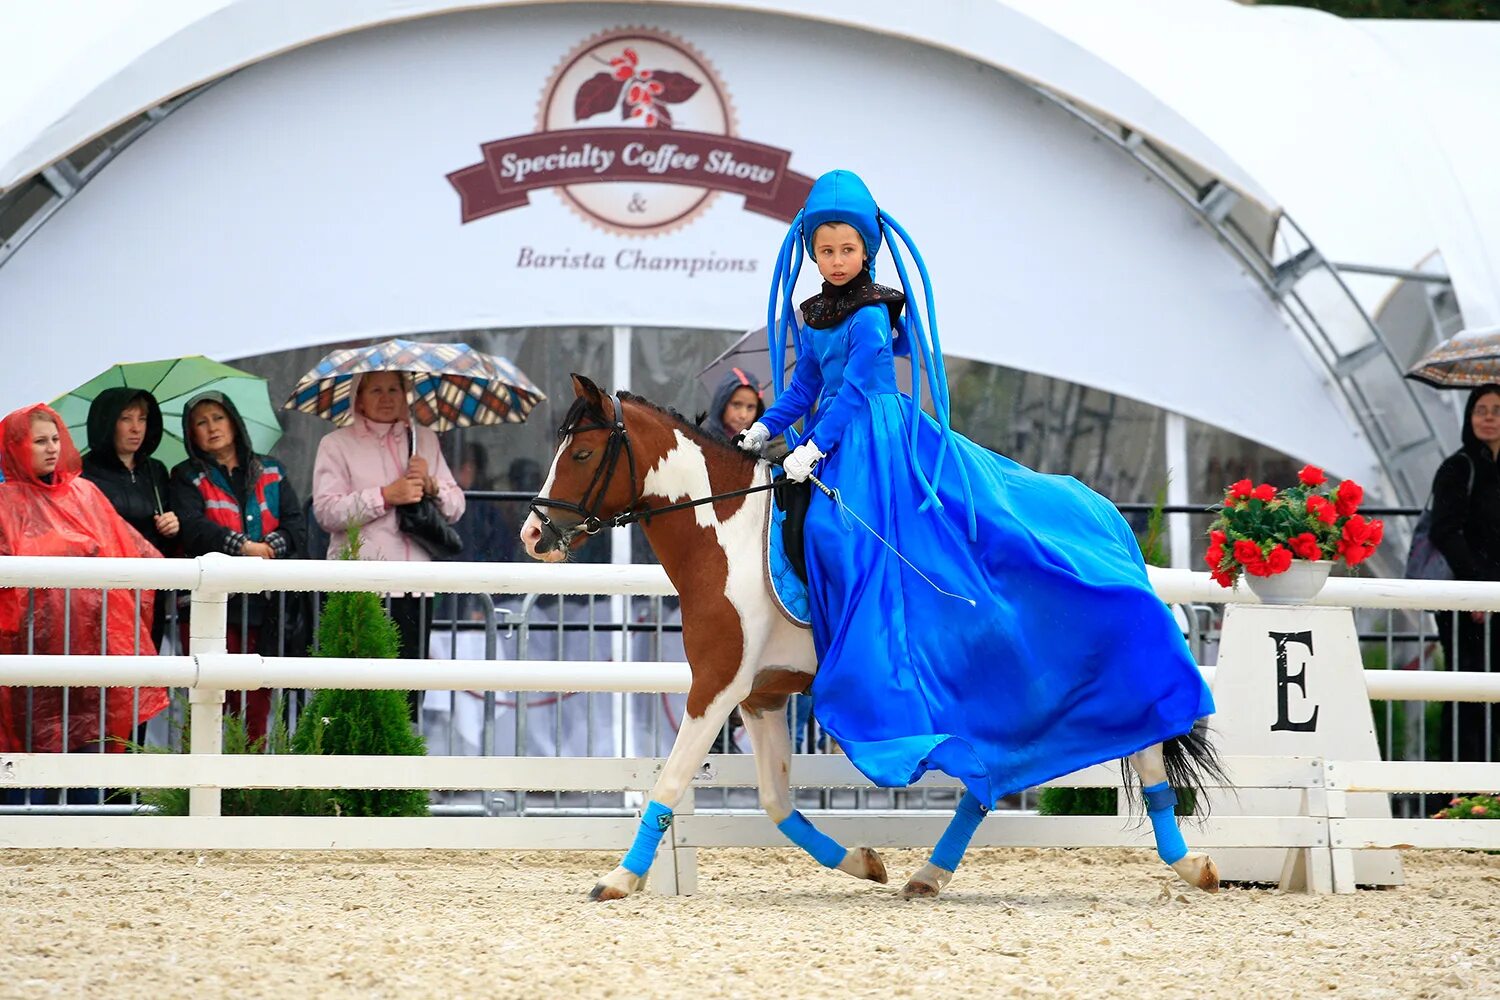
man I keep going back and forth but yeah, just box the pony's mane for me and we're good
[559,387,757,466]
[618,391,757,464]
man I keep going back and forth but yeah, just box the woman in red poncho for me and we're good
[0,404,170,758]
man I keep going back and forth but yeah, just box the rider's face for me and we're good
[813,223,866,287]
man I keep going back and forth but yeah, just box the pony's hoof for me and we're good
[901,878,940,899]
[589,882,628,902]
[899,862,954,900]
[1171,852,1220,894]
[838,846,889,884]
[588,866,642,901]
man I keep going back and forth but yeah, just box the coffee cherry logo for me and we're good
[573,46,703,129]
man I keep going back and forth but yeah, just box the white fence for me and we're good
[0,556,1497,895]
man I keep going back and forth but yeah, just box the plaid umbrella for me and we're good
[283,339,545,429]
[1406,325,1500,388]
[51,355,283,471]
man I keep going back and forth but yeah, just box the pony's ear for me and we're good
[570,374,607,418]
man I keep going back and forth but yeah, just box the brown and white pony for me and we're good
[520,376,1219,901]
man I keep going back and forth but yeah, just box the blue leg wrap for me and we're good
[1143,781,1187,865]
[620,801,673,877]
[777,810,848,869]
[929,791,988,872]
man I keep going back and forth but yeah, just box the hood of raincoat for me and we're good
[0,403,82,490]
[181,390,258,472]
[0,403,166,749]
[701,368,765,442]
[84,387,165,468]
[1461,384,1500,456]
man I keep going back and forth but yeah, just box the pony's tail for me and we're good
[1119,718,1229,823]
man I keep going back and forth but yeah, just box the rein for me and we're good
[528,391,780,543]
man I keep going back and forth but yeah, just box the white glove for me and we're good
[736,421,771,455]
[782,440,825,483]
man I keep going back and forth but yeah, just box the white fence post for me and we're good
[188,562,229,818]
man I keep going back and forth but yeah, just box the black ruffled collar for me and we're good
[800,270,905,330]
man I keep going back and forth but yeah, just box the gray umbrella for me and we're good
[1406,324,1500,388]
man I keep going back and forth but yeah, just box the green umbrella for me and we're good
[52,356,283,471]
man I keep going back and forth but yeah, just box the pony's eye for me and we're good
[572,449,593,462]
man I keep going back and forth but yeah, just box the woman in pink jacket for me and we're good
[311,372,465,721]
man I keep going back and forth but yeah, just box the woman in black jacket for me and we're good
[1428,383,1500,763]
[81,388,180,647]
[169,392,306,742]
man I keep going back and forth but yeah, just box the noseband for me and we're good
[528,391,785,551]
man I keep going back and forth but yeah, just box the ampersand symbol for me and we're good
[627,193,647,213]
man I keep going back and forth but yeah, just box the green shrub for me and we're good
[292,526,429,817]
[133,696,331,817]
[1037,786,1197,817]
[134,526,428,817]
[1038,787,1118,816]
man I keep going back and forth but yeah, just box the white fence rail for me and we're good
[0,555,1497,896]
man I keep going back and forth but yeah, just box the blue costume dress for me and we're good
[758,174,1213,810]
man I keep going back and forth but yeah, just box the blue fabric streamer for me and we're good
[620,800,673,876]
[1143,780,1187,865]
[929,791,988,872]
[777,810,847,869]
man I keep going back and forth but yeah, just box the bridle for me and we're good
[528,392,782,549]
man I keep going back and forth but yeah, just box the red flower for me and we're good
[1335,479,1364,517]
[1233,539,1263,565]
[1265,545,1292,575]
[1336,515,1384,567]
[1341,514,1378,547]
[1226,479,1253,504]
[1251,483,1277,502]
[1306,495,1337,524]
[1298,465,1327,487]
[1244,558,1275,577]
[1210,529,1227,546]
[1288,532,1323,561]
[1204,543,1225,570]
[1210,568,1235,589]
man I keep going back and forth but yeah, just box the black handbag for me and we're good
[397,496,464,558]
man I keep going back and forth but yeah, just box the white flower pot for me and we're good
[1244,559,1335,605]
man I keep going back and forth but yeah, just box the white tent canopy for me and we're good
[6,0,1500,328]
[2,0,1498,497]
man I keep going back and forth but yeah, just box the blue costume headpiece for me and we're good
[768,169,976,539]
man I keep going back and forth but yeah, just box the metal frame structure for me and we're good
[1018,82,1450,506]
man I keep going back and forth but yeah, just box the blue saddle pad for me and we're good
[765,481,812,629]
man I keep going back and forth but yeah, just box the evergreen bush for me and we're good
[133,526,429,817]
[292,527,429,817]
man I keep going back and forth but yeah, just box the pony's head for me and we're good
[520,374,642,562]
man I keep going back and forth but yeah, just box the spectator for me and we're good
[81,388,179,648]
[170,391,306,743]
[0,404,169,794]
[311,371,464,722]
[1429,383,1500,765]
[698,367,765,443]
